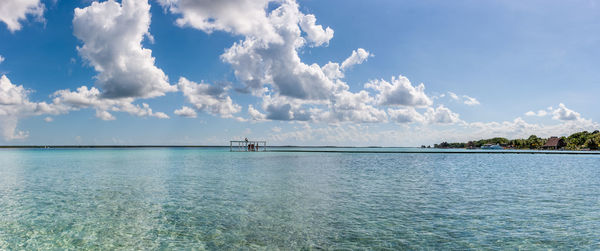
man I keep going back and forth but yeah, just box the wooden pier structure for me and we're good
[230,140,267,152]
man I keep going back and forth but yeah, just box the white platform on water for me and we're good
[230,141,267,152]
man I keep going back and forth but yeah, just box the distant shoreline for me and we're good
[0,145,398,149]
[0,145,393,148]
[269,150,600,155]
[1,145,599,154]
[0,145,225,148]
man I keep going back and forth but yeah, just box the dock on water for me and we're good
[230,140,267,152]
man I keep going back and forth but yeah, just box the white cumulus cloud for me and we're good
[0,75,67,140]
[162,0,397,125]
[463,95,480,106]
[248,104,267,121]
[95,110,115,121]
[365,75,433,107]
[178,77,241,118]
[425,105,462,124]
[322,48,371,80]
[552,103,580,121]
[256,94,313,121]
[388,105,461,125]
[0,0,44,32]
[220,1,340,100]
[158,0,280,43]
[73,0,176,99]
[174,106,197,118]
[448,92,459,100]
[525,109,548,117]
[27,0,173,123]
[299,14,334,47]
[162,0,344,101]
[340,48,371,70]
[52,86,169,120]
[446,92,480,106]
[324,90,387,123]
[388,107,425,124]
[525,103,581,121]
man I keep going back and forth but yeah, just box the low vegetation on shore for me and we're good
[433,130,600,150]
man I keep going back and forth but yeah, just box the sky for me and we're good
[0,0,598,146]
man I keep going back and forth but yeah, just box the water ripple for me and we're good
[1,149,599,249]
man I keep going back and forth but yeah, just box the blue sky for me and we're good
[0,0,598,146]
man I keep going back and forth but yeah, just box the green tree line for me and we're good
[434,130,600,150]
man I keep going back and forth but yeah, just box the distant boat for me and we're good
[481,144,503,150]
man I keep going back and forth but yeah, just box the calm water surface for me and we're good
[1,148,599,249]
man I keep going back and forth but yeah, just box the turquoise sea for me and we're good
[1,148,600,249]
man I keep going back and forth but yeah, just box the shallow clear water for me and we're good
[1,148,600,249]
